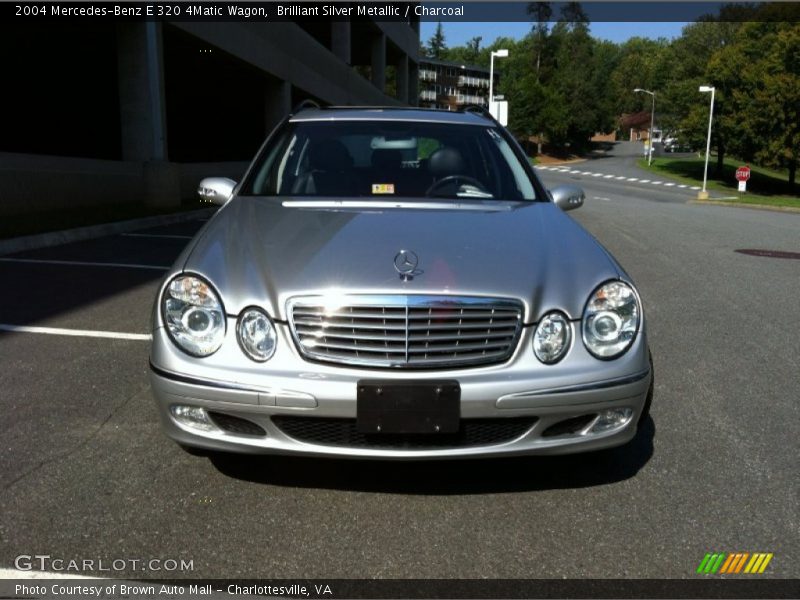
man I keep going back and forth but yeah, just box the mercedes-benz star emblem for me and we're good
[393,250,420,280]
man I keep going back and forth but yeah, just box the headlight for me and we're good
[162,275,225,357]
[582,281,640,359]
[533,311,571,364]
[237,307,277,362]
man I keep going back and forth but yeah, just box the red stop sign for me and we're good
[736,166,751,181]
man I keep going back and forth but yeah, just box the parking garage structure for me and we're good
[0,18,419,217]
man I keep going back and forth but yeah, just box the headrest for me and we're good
[309,140,353,171]
[428,147,466,176]
[371,149,402,170]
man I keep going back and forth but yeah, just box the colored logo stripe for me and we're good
[698,552,773,574]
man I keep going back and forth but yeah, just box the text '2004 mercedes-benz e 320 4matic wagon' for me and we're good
[149,103,653,459]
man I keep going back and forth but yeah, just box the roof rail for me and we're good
[291,99,321,114]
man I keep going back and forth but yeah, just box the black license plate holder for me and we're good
[357,380,460,434]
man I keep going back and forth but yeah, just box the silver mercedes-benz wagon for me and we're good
[150,105,653,459]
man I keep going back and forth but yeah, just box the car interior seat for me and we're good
[291,140,357,196]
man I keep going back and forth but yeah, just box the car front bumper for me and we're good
[150,321,652,459]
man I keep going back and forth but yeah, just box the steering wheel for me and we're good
[425,175,488,197]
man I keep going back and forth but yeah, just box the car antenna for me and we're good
[460,105,498,124]
[291,99,322,115]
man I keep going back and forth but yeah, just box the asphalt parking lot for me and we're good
[1,155,798,579]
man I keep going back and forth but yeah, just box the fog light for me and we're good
[591,408,634,433]
[170,405,217,432]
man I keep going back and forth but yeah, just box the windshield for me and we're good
[242,120,539,201]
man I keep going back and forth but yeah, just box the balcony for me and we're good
[456,94,488,106]
[458,76,490,88]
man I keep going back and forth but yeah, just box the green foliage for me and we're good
[434,2,798,188]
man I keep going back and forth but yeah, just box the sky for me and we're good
[419,21,689,47]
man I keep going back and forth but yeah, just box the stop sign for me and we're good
[736,166,751,182]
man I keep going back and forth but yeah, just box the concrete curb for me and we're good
[689,200,800,214]
[0,208,216,255]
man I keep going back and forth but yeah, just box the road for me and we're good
[0,144,797,580]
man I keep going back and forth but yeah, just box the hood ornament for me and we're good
[394,250,421,281]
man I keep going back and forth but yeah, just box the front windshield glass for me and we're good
[242,121,538,201]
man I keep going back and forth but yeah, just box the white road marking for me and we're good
[651,181,662,185]
[664,183,675,187]
[615,176,626,180]
[592,173,603,177]
[570,170,581,174]
[122,233,193,240]
[593,196,611,202]
[0,258,168,270]
[627,178,639,181]
[690,186,701,190]
[582,171,592,175]
[603,174,614,178]
[639,179,650,183]
[678,185,688,188]
[0,324,151,341]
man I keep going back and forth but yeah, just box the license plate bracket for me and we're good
[357,380,460,434]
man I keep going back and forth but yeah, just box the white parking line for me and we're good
[122,233,194,240]
[0,324,151,341]
[0,258,168,270]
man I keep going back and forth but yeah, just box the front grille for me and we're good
[288,295,523,369]
[272,416,537,450]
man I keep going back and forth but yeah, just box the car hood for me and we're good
[182,198,621,322]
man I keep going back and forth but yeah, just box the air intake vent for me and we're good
[288,295,523,369]
[272,416,536,449]
[541,415,596,438]
[208,412,267,437]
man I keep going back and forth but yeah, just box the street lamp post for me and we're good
[698,85,716,199]
[489,49,509,106]
[633,88,656,166]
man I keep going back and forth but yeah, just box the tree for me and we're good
[665,20,745,175]
[559,2,589,31]
[527,2,552,79]
[427,22,447,60]
[711,21,800,188]
[465,36,482,63]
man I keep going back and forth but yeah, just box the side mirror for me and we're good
[550,184,585,211]
[198,177,237,206]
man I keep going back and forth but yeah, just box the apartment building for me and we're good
[417,58,498,110]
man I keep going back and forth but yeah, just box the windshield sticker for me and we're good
[371,183,395,195]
